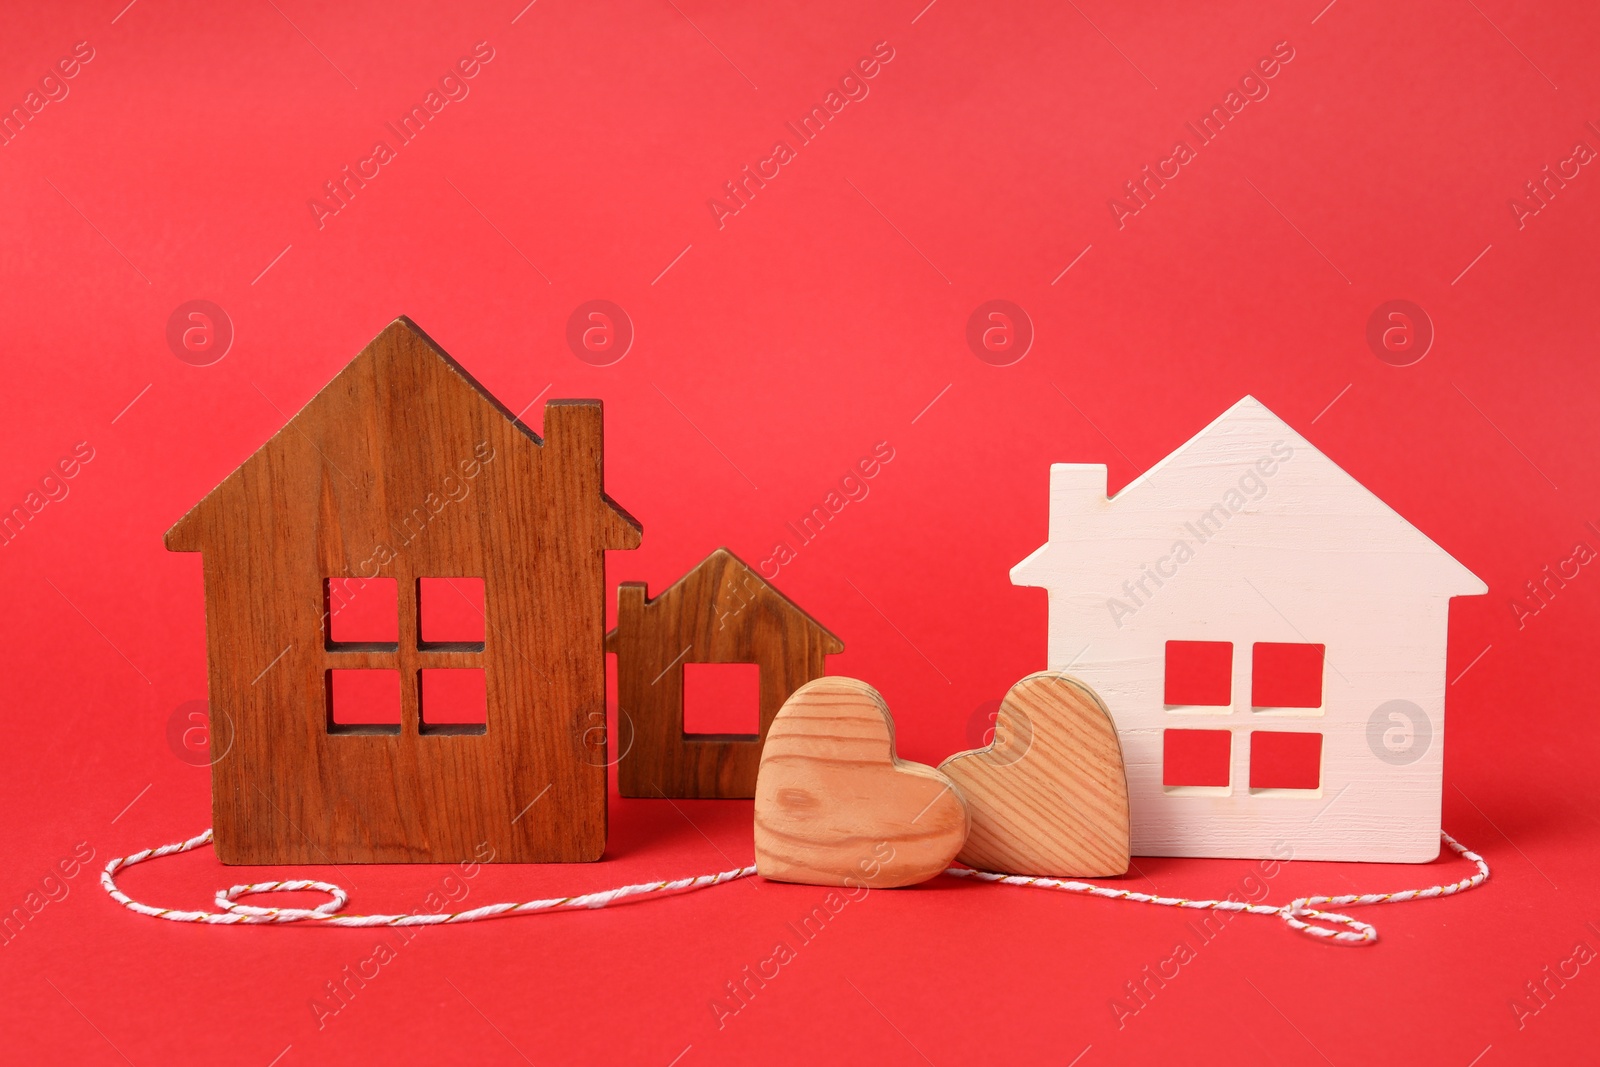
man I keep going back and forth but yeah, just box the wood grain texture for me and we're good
[166,317,640,864]
[605,548,842,799]
[1011,395,1487,862]
[754,677,968,888]
[939,672,1130,877]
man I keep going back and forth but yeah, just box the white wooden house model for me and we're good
[1012,396,1485,862]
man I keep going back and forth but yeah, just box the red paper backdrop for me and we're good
[2,1,1597,1064]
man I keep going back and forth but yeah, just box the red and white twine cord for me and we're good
[101,828,1488,945]
[947,831,1490,945]
[99,829,757,928]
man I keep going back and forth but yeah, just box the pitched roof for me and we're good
[606,547,844,652]
[1013,395,1486,597]
[166,317,639,550]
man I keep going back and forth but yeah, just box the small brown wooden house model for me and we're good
[167,317,640,864]
[606,548,843,798]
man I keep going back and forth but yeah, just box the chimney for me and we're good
[544,398,604,454]
[616,582,647,633]
[542,399,604,476]
[1048,464,1107,541]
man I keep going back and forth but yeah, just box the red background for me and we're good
[3,1,1597,1064]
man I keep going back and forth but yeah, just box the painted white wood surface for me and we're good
[1012,396,1485,863]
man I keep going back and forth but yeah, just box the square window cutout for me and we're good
[419,669,487,735]
[1249,731,1322,791]
[1163,729,1231,788]
[683,663,760,738]
[325,577,398,646]
[1252,642,1325,708]
[1164,641,1233,707]
[418,577,486,646]
[327,669,401,734]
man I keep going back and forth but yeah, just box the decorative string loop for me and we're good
[101,828,1487,944]
[216,880,349,921]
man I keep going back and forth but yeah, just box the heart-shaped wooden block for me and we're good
[939,672,1130,877]
[755,677,969,888]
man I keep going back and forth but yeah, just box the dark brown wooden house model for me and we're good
[606,548,843,798]
[166,317,640,864]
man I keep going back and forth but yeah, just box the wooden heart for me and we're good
[754,677,969,888]
[939,672,1130,877]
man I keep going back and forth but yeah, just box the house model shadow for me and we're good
[607,548,844,798]
[166,317,640,864]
